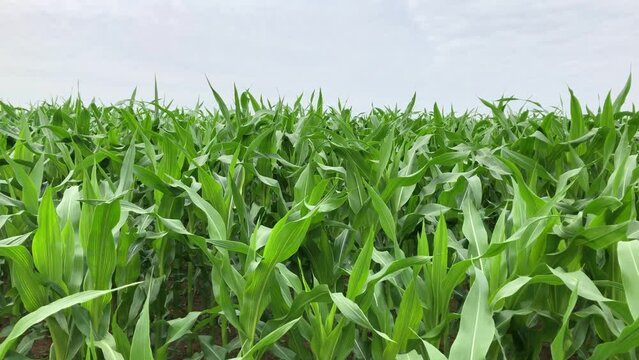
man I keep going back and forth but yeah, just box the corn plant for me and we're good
[1,77,639,359]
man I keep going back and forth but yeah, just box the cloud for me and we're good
[0,0,637,110]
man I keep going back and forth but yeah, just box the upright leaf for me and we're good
[263,212,313,266]
[449,270,495,360]
[130,281,154,360]
[550,285,579,360]
[32,187,64,287]
[618,240,639,320]
[365,182,397,246]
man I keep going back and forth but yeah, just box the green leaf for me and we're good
[130,281,155,360]
[0,283,139,358]
[600,93,614,129]
[617,240,639,320]
[116,138,137,195]
[491,276,532,307]
[433,215,448,283]
[383,277,422,359]
[396,350,422,360]
[172,181,227,241]
[133,165,173,194]
[156,312,201,359]
[206,77,231,123]
[241,317,301,358]
[550,284,579,360]
[568,89,585,141]
[612,74,632,112]
[32,187,64,286]
[549,267,611,302]
[365,182,397,246]
[95,334,126,360]
[462,194,488,260]
[262,212,313,266]
[449,270,495,360]
[589,317,639,360]
[365,256,430,292]
[199,336,227,360]
[414,332,448,360]
[329,292,394,342]
[0,244,47,311]
[347,228,375,299]
[166,312,201,343]
[5,157,39,214]
[84,199,121,327]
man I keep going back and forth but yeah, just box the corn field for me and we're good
[1,78,639,359]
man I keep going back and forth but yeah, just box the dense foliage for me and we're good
[1,79,639,359]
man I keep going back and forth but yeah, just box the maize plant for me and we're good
[1,77,639,359]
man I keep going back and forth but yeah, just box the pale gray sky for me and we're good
[1,0,638,111]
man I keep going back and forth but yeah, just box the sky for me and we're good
[1,0,638,112]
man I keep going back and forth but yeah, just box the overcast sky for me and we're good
[1,0,638,112]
